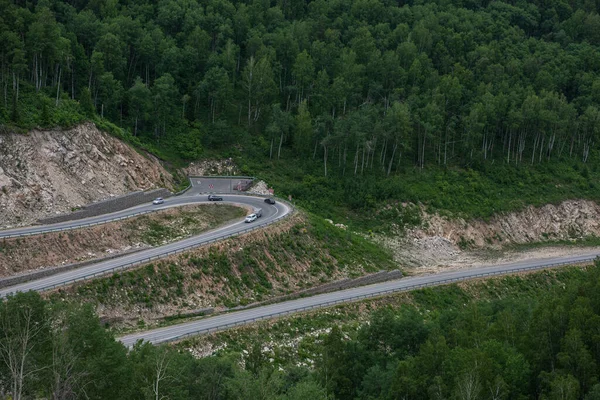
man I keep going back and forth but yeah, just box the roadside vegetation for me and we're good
[251,158,600,232]
[0,204,245,275]
[0,291,324,400]
[50,213,395,328]
[185,264,597,362]
[3,0,600,230]
[181,263,600,399]
[5,262,600,399]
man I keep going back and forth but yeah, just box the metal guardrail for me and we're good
[0,209,160,239]
[0,192,281,239]
[136,255,598,345]
[2,197,294,296]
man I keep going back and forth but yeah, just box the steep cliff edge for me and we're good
[0,123,173,228]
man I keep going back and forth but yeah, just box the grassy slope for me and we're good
[180,265,594,363]
[243,153,600,232]
[49,213,395,328]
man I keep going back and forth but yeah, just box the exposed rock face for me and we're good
[0,123,173,228]
[410,200,600,247]
[379,199,600,271]
[185,158,238,176]
[247,180,271,195]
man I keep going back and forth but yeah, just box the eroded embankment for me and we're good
[0,204,245,276]
[49,213,395,329]
[0,123,173,228]
[377,199,600,272]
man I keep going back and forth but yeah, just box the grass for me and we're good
[179,264,594,363]
[131,203,241,246]
[49,212,396,325]
[240,151,600,233]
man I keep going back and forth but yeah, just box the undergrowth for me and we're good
[50,213,395,318]
[182,265,593,363]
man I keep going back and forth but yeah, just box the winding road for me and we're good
[1,179,599,346]
[0,181,291,296]
[118,250,600,346]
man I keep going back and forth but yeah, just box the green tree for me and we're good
[0,292,50,400]
[294,100,312,156]
[292,50,314,103]
[242,56,277,127]
[128,77,151,136]
[152,73,179,140]
[198,66,232,123]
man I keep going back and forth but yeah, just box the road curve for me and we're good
[0,194,291,297]
[119,250,600,347]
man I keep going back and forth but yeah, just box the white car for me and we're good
[244,214,257,223]
[152,197,164,205]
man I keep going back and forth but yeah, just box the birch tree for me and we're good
[0,292,49,400]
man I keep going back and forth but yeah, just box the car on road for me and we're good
[152,197,164,205]
[245,214,257,223]
[264,198,276,204]
[208,194,223,201]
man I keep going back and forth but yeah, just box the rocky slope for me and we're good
[184,158,238,176]
[412,199,600,247]
[0,123,173,228]
[378,199,600,270]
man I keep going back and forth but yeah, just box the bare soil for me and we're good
[0,204,245,277]
[377,199,600,275]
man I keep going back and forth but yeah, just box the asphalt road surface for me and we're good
[119,250,600,346]
[0,177,263,239]
[2,179,599,346]
[0,190,290,296]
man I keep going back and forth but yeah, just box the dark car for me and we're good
[208,194,223,201]
[264,198,276,205]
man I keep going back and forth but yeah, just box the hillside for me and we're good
[0,123,172,228]
[3,0,600,397]
[0,204,245,277]
[179,265,600,399]
[50,213,395,329]
[2,0,600,229]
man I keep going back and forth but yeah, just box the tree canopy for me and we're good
[2,0,600,170]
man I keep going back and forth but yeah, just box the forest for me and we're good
[1,0,600,170]
[4,265,600,399]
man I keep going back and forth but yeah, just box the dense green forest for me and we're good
[2,0,600,166]
[3,0,600,222]
[2,0,600,219]
[4,265,600,399]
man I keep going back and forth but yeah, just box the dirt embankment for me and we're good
[379,199,600,272]
[52,213,392,328]
[0,123,173,228]
[0,204,244,277]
